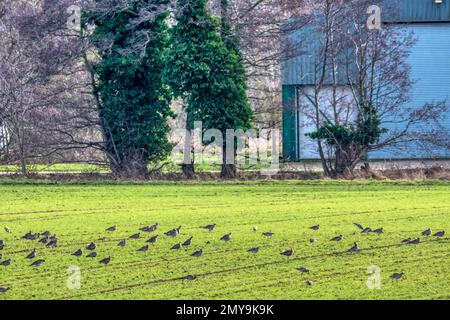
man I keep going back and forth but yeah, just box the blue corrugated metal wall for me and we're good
[281,3,450,161]
[370,23,450,159]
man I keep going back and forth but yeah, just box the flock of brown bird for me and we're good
[0,222,446,293]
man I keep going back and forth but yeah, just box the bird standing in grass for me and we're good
[182,274,197,281]
[149,223,159,232]
[30,259,45,267]
[191,249,203,257]
[4,226,10,233]
[99,256,111,265]
[296,267,310,273]
[421,228,432,236]
[331,235,343,242]
[401,238,411,245]
[0,240,4,250]
[106,226,116,232]
[47,236,57,248]
[309,225,320,231]
[182,236,193,247]
[171,243,182,250]
[280,249,294,257]
[117,239,126,247]
[146,235,158,244]
[373,228,384,235]
[306,280,313,286]
[353,223,364,230]
[310,238,317,245]
[262,232,274,237]
[138,245,149,252]
[347,242,359,253]
[86,242,96,251]
[253,226,258,232]
[433,231,445,237]
[87,252,97,258]
[220,233,231,242]
[409,238,420,245]
[1,259,11,266]
[201,224,216,232]
[165,226,181,237]
[72,249,83,257]
[26,249,36,259]
[247,247,259,254]
[129,233,141,239]
[361,227,372,234]
[0,287,9,293]
[391,272,404,280]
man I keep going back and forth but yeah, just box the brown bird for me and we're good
[86,242,96,251]
[434,231,445,237]
[137,245,149,252]
[247,247,259,254]
[86,252,97,258]
[201,224,216,232]
[30,259,45,267]
[148,223,159,232]
[26,249,36,259]
[106,226,116,232]
[99,256,111,265]
[353,223,364,230]
[182,236,193,247]
[220,233,231,242]
[347,242,359,253]
[146,235,158,244]
[117,239,126,247]
[280,249,294,257]
[401,238,411,245]
[165,226,181,237]
[1,258,11,266]
[171,243,182,250]
[72,249,83,257]
[331,235,343,242]
[373,228,384,235]
[391,272,404,280]
[190,249,203,257]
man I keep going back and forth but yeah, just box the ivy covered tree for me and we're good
[166,0,253,179]
[86,0,173,178]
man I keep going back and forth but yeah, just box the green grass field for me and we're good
[0,180,449,300]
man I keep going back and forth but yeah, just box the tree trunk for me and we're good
[221,144,237,179]
[110,150,148,179]
[182,164,195,179]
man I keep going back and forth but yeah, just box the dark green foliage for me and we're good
[87,0,173,178]
[166,0,253,178]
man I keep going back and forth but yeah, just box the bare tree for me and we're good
[294,0,448,177]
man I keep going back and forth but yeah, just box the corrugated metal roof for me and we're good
[281,0,450,86]
[382,0,450,23]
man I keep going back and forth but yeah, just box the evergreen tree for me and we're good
[87,0,173,178]
[166,0,253,178]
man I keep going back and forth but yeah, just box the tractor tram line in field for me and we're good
[52,240,450,299]
[2,234,449,298]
